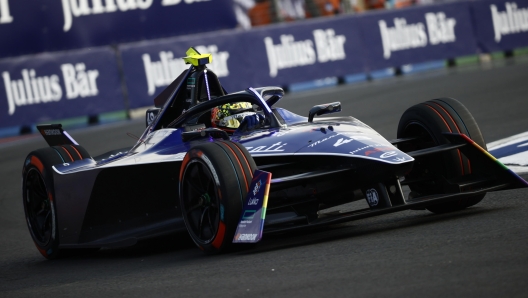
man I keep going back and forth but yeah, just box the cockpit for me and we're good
[145,47,285,136]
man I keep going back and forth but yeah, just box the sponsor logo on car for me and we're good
[364,148,381,156]
[273,127,301,137]
[363,147,395,156]
[234,233,257,241]
[246,141,287,153]
[490,2,528,42]
[380,151,398,158]
[333,137,353,147]
[161,152,186,161]
[308,134,340,148]
[98,151,128,165]
[2,63,100,116]
[379,12,457,59]
[248,198,259,205]
[43,129,61,136]
[253,180,262,196]
[393,157,407,162]
[146,111,157,126]
[350,144,386,155]
[307,134,373,148]
[366,188,379,207]
[264,29,346,77]
[242,209,256,220]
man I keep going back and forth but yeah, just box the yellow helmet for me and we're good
[211,102,254,130]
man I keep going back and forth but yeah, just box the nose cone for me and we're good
[235,120,413,164]
[295,124,413,164]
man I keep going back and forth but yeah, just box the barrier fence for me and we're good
[1,0,527,131]
[0,0,238,59]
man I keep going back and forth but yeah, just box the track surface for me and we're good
[1,59,527,297]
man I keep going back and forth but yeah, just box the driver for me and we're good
[211,102,264,133]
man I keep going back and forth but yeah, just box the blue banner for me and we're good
[245,16,366,87]
[0,0,237,59]
[120,15,366,108]
[359,2,478,70]
[4,0,528,129]
[471,0,528,52]
[120,30,240,109]
[0,47,123,128]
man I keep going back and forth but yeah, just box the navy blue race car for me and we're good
[23,48,528,258]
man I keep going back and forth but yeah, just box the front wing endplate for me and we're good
[233,170,272,243]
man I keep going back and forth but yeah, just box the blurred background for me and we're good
[238,0,442,28]
[0,0,527,137]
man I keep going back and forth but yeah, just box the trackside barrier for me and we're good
[1,0,528,133]
[358,2,478,71]
[0,47,124,129]
[471,0,528,52]
[0,0,237,59]
[119,15,366,109]
[119,0,528,109]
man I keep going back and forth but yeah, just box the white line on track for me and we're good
[488,131,528,174]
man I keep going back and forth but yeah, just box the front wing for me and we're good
[237,133,527,237]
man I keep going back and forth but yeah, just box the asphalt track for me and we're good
[1,58,527,297]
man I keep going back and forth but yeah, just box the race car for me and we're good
[22,48,528,259]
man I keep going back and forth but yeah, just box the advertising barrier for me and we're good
[1,0,527,130]
[471,0,528,52]
[0,47,123,128]
[245,16,366,87]
[120,31,244,109]
[120,15,366,109]
[0,0,237,59]
[359,2,478,71]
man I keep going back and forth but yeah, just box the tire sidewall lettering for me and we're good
[200,154,221,187]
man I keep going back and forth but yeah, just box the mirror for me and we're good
[308,102,341,122]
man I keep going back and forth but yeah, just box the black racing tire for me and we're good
[397,97,487,214]
[23,148,65,259]
[179,140,257,253]
[22,146,92,259]
[50,144,90,163]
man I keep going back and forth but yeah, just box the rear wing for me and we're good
[36,124,79,147]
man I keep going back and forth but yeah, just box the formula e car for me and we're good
[23,48,528,258]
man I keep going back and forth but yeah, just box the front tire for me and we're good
[397,98,487,213]
[179,141,257,253]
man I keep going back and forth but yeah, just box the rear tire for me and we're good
[397,98,487,214]
[179,141,257,253]
[23,148,65,259]
[23,145,93,259]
